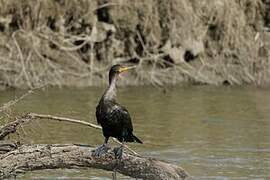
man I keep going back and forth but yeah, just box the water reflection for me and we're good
[0,86,269,179]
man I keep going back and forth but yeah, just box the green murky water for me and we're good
[1,86,270,179]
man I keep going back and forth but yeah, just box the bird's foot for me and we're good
[113,145,124,159]
[92,144,110,157]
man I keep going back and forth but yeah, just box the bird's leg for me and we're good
[113,142,125,159]
[92,137,110,157]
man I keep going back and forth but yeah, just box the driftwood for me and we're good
[0,114,189,179]
[0,144,188,179]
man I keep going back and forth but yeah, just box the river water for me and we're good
[0,86,270,179]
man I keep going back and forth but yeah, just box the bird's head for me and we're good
[109,64,135,84]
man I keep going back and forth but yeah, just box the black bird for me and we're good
[93,64,143,158]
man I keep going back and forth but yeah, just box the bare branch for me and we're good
[29,113,139,155]
[0,113,139,155]
[29,113,101,129]
[0,85,47,113]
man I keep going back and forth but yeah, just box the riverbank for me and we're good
[0,0,270,89]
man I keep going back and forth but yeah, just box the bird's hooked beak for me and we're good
[119,66,136,73]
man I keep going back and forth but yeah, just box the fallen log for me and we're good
[0,144,188,180]
[0,113,189,179]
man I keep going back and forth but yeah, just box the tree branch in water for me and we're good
[0,113,139,155]
[0,144,188,179]
[0,114,188,179]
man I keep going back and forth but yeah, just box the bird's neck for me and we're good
[103,77,117,101]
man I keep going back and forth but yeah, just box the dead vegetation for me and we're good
[0,0,269,89]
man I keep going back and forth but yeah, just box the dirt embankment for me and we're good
[0,0,269,89]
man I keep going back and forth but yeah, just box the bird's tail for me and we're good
[132,134,143,144]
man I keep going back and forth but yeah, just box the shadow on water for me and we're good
[0,86,270,179]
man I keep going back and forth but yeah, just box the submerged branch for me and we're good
[0,144,188,179]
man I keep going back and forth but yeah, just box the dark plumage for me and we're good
[93,64,142,158]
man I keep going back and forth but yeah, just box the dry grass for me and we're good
[0,0,269,89]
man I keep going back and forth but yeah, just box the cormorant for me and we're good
[93,64,143,158]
